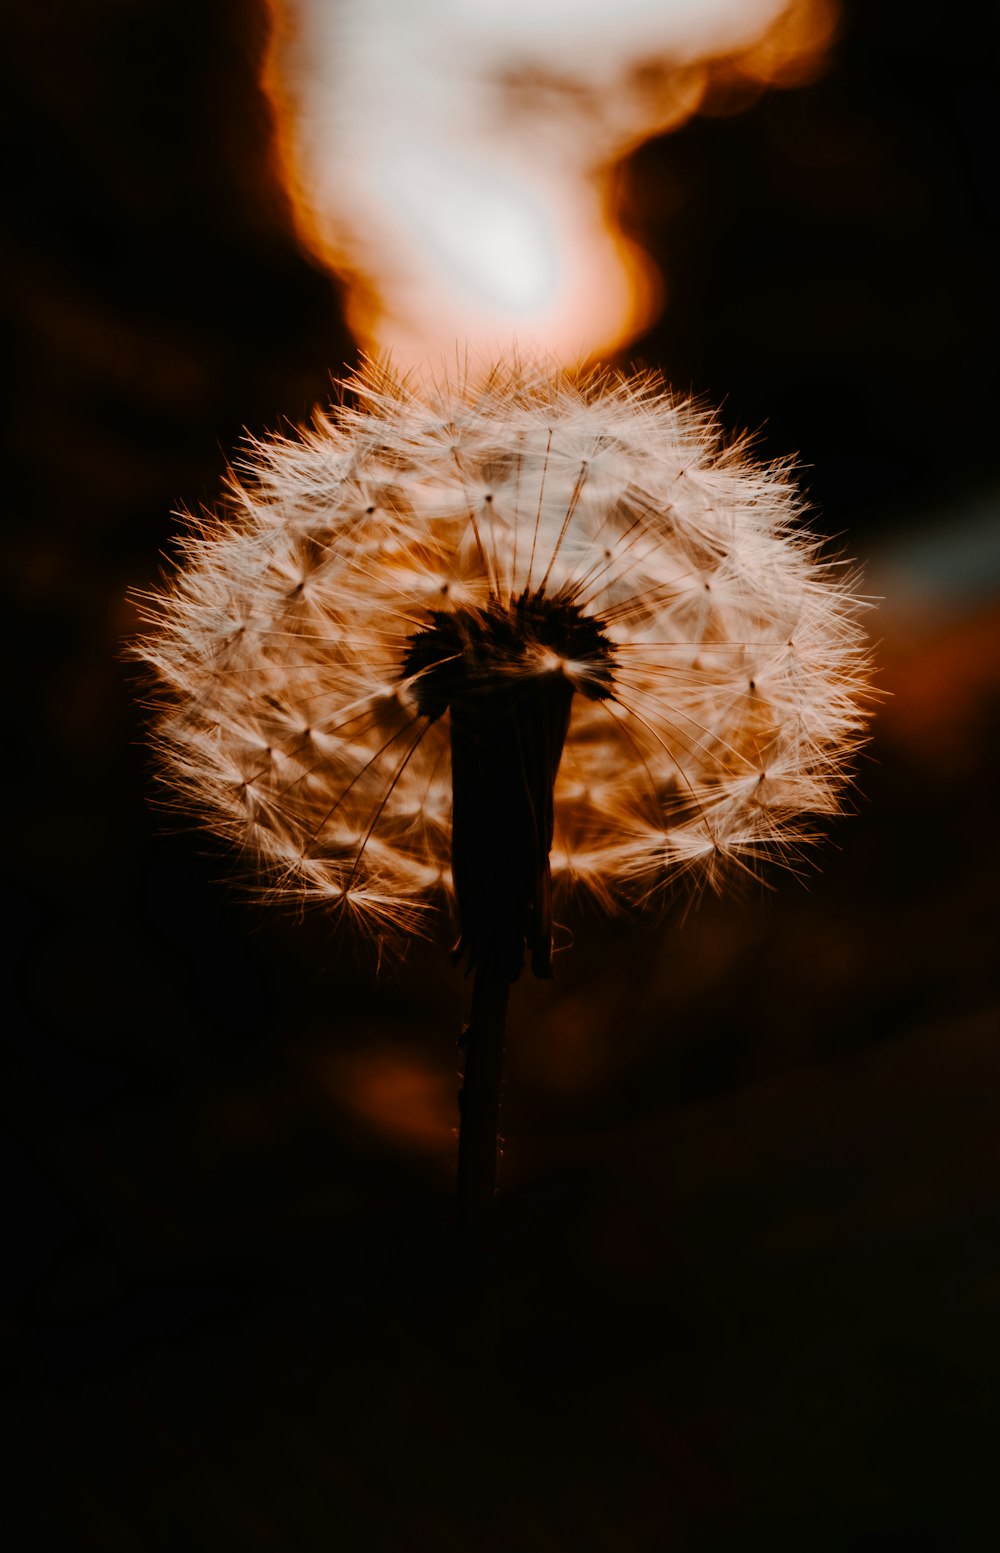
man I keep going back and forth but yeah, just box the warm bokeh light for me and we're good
[320,1046,457,1156]
[267,0,839,366]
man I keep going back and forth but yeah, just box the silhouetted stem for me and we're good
[456,965,511,1243]
[404,596,613,1239]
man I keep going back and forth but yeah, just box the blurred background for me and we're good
[3,0,999,1546]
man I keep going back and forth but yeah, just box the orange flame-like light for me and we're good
[265,0,838,366]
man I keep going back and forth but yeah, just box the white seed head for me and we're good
[133,353,874,946]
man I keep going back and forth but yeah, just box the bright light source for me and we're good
[387,151,558,314]
[269,0,837,365]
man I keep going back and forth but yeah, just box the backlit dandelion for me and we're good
[135,353,873,1235]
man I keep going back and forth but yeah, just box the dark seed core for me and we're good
[401,592,615,721]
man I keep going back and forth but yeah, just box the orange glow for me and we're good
[737,0,839,86]
[876,604,1000,779]
[320,1047,457,1155]
[266,0,839,365]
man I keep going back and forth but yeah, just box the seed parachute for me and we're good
[135,354,873,968]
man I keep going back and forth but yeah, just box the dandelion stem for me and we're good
[403,592,617,1237]
[456,964,510,1243]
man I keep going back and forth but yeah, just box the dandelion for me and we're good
[135,353,873,1237]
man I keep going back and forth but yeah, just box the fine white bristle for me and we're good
[133,352,874,944]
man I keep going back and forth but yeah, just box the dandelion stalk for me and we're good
[133,352,874,1236]
[456,965,509,1242]
[404,594,615,1236]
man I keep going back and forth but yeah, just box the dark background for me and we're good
[4,1,999,1547]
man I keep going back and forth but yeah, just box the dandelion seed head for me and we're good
[135,353,873,964]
